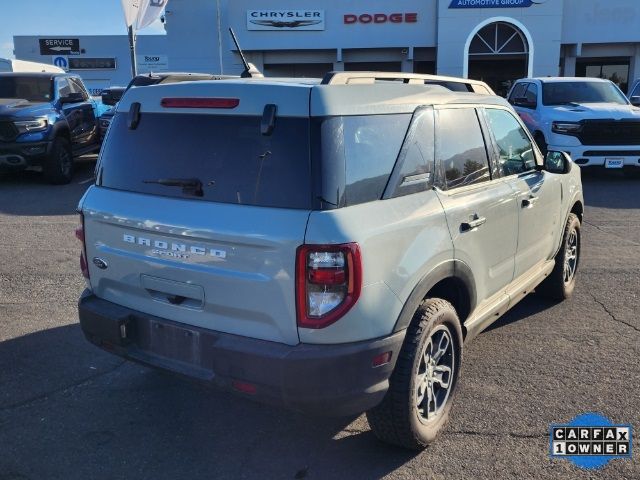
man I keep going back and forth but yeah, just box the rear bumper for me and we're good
[78,291,405,416]
[0,140,53,170]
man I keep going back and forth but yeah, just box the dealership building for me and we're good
[13,0,640,96]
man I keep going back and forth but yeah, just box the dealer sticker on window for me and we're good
[605,158,624,169]
[550,413,632,470]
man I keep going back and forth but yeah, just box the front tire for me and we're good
[537,213,581,300]
[43,137,74,185]
[366,299,463,450]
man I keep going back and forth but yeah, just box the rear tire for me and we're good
[366,298,463,450]
[43,137,74,185]
[537,213,581,300]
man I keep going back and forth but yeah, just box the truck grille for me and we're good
[0,122,18,142]
[578,121,640,146]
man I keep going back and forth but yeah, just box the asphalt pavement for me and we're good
[0,160,638,480]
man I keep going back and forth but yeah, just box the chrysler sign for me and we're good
[247,10,325,30]
[449,0,548,7]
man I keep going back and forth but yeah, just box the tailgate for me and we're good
[82,187,309,346]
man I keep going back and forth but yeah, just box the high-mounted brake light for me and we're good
[75,213,89,280]
[160,97,240,109]
[296,243,362,329]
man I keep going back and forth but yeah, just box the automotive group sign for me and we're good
[247,10,325,30]
[449,0,548,7]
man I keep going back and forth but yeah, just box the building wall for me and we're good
[436,0,564,78]
[13,35,167,95]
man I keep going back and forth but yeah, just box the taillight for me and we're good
[160,97,240,109]
[75,213,89,280]
[296,243,362,329]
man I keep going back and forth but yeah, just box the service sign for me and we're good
[247,10,325,31]
[449,0,548,8]
[39,38,80,55]
[137,54,169,72]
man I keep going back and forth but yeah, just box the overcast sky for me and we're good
[1,1,164,59]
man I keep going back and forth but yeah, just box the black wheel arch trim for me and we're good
[392,260,477,333]
[50,121,71,141]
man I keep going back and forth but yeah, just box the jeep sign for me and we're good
[136,54,169,72]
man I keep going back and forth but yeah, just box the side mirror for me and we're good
[101,88,124,106]
[60,92,84,104]
[544,151,572,174]
[630,96,640,107]
[512,97,536,109]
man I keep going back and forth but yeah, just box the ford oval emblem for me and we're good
[92,257,108,269]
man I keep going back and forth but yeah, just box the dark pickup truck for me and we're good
[0,72,100,184]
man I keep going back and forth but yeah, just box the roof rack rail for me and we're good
[321,71,481,86]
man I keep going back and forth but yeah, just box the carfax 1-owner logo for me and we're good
[550,413,633,469]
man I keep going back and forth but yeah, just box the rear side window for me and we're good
[524,83,538,105]
[98,113,312,209]
[436,108,490,189]
[318,114,411,206]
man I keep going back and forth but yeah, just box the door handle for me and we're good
[460,215,487,233]
[522,196,539,208]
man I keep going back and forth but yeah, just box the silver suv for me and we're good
[77,72,583,450]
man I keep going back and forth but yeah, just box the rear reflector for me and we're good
[160,97,240,109]
[372,351,392,368]
[231,380,257,395]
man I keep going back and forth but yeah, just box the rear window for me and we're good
[98,113,312,209]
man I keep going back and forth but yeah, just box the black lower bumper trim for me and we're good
[78,291,406,416]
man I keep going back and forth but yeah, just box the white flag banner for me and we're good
[121,0,167,30]
[135,0,168,30]
[121,0,141,27]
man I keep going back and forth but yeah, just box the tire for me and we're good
[534,132,548,156]
[537,213,581,301]
[43,137,74,185]
[366,298,463,450]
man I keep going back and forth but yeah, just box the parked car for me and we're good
[0,57,65,73]
[0,72,100,183]
[99,73,228,140]
[508,77,640,173]
[628,79,640,107]
[77,71,583,450]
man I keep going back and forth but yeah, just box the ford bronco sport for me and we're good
[77,71,583,449]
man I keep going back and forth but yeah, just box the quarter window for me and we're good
[386,107,435,198]
[485,108,536,177]
[57,78,71,98]
[509,83,527,103]
[436,108,490,189]
[524,83,538,105]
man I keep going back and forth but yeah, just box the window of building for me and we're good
[436,108,490,189]
[264,63,333,78]
[576,58,630,93]
[344,62,402,72]
[414,61,435,74]
[484,108,536,177]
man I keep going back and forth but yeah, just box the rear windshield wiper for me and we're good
[143,178,204,197]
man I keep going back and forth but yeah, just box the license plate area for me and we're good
[148,320,202,365]
[605,158,624,169]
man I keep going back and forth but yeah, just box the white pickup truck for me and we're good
[508,77,640,173]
